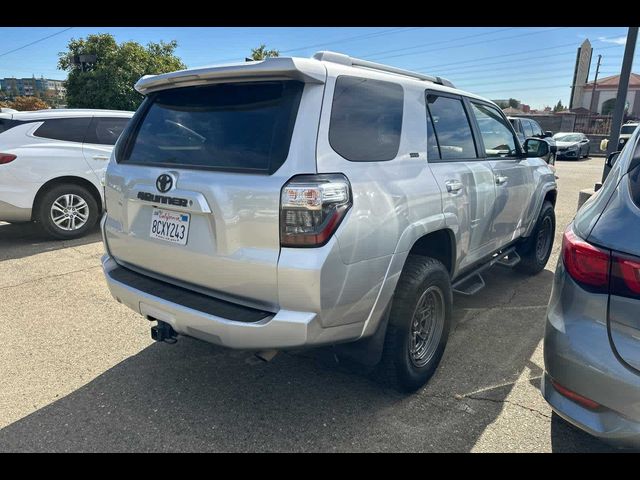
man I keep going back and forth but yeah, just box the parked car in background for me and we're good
[618,121,639,151]
[543,126,640,448]
[0,109,134,239]
[101,51,557,392]
[508,116,556,167]
[552,132,591,160]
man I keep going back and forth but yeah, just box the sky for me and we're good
[0,26,637,110]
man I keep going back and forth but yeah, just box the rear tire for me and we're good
[515,201,555,275]
[35,184,99,240]
[375,255,452,392]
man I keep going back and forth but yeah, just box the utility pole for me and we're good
[589,54,602,113]
[603,27,639,182]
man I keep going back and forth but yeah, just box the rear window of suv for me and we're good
[329,76,404,162]
[117,81,304,174]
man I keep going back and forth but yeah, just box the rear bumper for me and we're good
[543,264,640,448]
[0,200,31,222]
[102,254,365,350]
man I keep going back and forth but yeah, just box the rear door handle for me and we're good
[445,180,463,193]
[495,175,508,185]
[92,155,110,161]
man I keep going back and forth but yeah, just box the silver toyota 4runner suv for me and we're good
[101,51,557,391]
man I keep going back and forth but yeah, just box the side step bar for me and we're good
[452,247,520,296]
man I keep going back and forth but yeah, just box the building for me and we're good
[0,77,66,100]
[579,73,640,117]
[568,38,640,118]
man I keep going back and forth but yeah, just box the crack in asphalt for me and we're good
[463,393,552,420]
[0,265,101,291]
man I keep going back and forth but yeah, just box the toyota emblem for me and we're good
[156,174,173,193]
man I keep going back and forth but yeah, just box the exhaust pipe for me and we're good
[255,349,279,362]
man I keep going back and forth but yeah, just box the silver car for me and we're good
[101,51,557,392]
[543,126,640,448]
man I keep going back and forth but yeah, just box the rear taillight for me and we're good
[562,227,640,298]
[0,153,16,164]
[551,379,601,410]
[562,228,610,290]
[612,253,640,297]
[280,174,352,247]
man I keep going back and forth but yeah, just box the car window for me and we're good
[85,117,130,145]
[426,107,441,160]
[522,119,534,137]
[621,125,638,135]
[471,103,518,158]
[554,133,583,142]
[426,94,477,160]
[33,118,91,143]
[529,120,542,136]
[509,118,521,134]
[0,119,20,134]
[329,76,404,162]
[120,80,304,174]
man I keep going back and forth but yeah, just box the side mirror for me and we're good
[543,131,553,138]
[523,138,550,158]
[607,151,621,168]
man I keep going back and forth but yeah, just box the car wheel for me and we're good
[35,184,99,240]
[515,201,555,275]
[376,255,452,392]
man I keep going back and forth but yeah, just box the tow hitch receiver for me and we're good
[151,320,178,344]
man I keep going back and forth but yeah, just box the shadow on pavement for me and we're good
[0,222,101,262]
[0,265,616,452]
[550,413,619,452]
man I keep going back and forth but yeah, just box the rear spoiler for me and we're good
[135,57,326,95]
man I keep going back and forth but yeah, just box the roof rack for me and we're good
[312,51,455,88]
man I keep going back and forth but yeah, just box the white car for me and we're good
[0,109,133,239]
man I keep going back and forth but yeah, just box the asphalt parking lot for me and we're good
[0,157,622,452]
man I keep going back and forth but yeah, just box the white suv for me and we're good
[0,109,133,238]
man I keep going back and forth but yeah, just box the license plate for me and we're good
[149,208,190,245]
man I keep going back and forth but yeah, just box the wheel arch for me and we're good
[406,228,456,276]
[32,176,103,221]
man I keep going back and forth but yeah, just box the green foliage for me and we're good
[58,33,186,111]
[250,44,280,60]
[553,100,566,112]
[508,98,519,108]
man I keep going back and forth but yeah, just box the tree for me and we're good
[553,100,566,112]
[250,44,279,60]
[508,98,519,108]
[8,96,49,111]
[58,33,186,111]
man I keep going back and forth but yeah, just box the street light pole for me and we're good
[589,54,602,113]
[603,27,639,181]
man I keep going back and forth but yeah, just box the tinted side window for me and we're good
[329,76,403,162]
[522,120,534,137]
[0,119,20,134]
[33,118,91,143]
[530,120,543,136]
[426,94,477,160]
[85,117,130,145]
[509,119,522,135]
[471,103,518,158]
[426,108,440,160]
